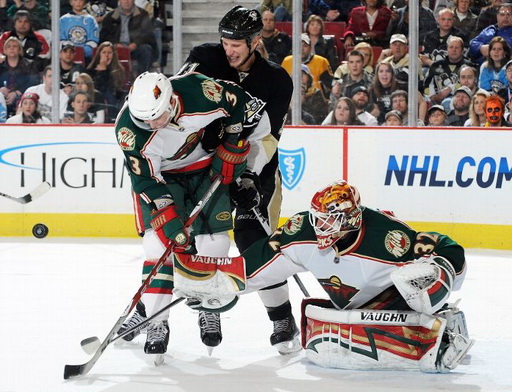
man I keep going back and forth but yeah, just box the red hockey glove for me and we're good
[150,204,190,249]
[210,140,250,185]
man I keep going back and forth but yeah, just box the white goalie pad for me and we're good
[172,253,246,312]
[303,303,473,373]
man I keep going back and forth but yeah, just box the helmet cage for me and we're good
[309,181,362,249]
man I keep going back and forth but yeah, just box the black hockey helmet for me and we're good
[218,5,262,45]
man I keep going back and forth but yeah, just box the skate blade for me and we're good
[274,337,302,355]
[153,354,165,366]
[206,346,214,356]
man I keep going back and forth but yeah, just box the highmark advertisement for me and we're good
[1,124,511,249]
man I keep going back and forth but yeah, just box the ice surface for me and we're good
[0,238,511,392]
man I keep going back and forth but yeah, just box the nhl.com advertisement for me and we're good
[1,125,511,247]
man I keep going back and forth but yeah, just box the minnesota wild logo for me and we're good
[318,275,359,308]
[201,79,223,103]
[168,129,204,161]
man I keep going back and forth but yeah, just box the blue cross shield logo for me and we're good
[278,148,306,190]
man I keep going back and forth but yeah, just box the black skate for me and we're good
[270,315,301,355]
[117,302,147,341]
[198,311,222,355]
[144,320,170,355]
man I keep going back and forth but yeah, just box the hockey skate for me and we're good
[144,320,170,366]
[270,315,301,355]
[198,311,222,355]
[117,302,147,342]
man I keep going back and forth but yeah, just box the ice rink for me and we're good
[0,238,511,392]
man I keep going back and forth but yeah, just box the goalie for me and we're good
[173,180,473,372]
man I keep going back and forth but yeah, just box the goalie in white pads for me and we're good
[173,180,473,372]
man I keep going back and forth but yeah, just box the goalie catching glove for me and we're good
[231,170,262,210]
[210,140,250,185]
[150,202,191,251]
[391,255,456,314]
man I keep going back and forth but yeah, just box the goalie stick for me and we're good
[63,176,223,380]
[0,182,51,204]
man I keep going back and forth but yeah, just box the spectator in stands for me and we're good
[446,85,472,125]
[326,96,365,125]
[100,0,157,76]
[332,49,373,99]
[441,64,479,113]
[384,109,403,125]
[304,14,339,71]
[6,91,50,123]
[258,0,292,21]
[478,36,510,93]
[379,34,424,87]
[497,59,512,103]
[421,8,468,64]
[25,65,69,120]
[0,90,6,122]
[60,42,85,95]
[86,0,118,25]
[334,41,375,77]
[323,85,377,125]
[465,88,490,126]
[390,89,427,125]
[452,0,478,40]
[423,36,473,105]
[469,3,512,65]
[427,104,448,126]
[386,0,437,45]
[60,0,100,62]
[0,10,50,72]
[70,72,105,122]
[86,41,126,122]
[0,36,37,116]
[301,64,329,124]
[343,0,392,49]
[260,10,291,64]
[61,90,94,123]
[323,0,362,23]
[7,0,49,30]
[483,94,510,126]
[281,33,333,97]
[476,0,502,33]
[369,61,401,123]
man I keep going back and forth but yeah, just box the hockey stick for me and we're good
[249,203,310,297]
[81,297,186,355]
[0,182,51,204]
[64,176,223,380]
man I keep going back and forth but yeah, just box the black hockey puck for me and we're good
[32,223,49,239]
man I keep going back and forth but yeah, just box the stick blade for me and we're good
[64,363,86,380]
[24,182,51,203]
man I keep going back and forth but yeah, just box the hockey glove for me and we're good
[210,140,250,185]
[391,256,455,314]
[150,204,191,250]
[231,170,262,210]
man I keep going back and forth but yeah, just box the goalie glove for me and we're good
[231,170,262,210]
[390,256,456,315]
[210,140,250,185]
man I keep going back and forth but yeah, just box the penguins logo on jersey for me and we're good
[201,80,223,103]
[384,230,411,258]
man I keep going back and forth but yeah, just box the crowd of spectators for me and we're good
[0,0,167,124]
[260,0,512,127]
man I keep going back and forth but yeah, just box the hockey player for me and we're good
[173,6,298,354]
[172,180,474,372]
[114,71,267,356]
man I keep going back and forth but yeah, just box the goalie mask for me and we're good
[128,72,175,127]
[309,180,363,250]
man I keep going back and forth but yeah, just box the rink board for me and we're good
[0,125,511,249]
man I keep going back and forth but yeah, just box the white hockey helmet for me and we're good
[309,180,363,250]
[128,72,174,122]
